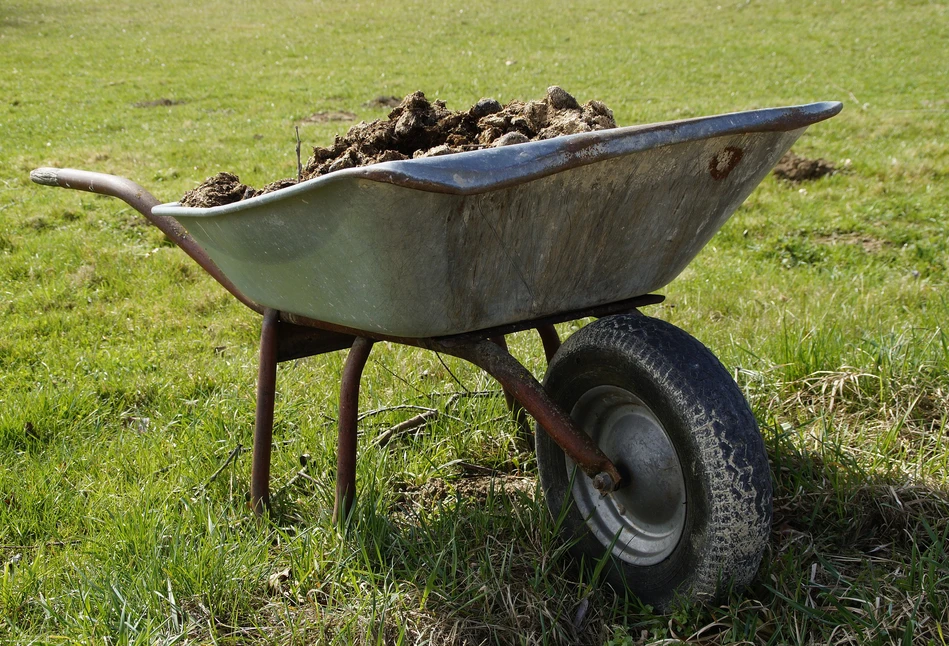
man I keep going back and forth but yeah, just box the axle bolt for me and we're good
[592,472,615,493]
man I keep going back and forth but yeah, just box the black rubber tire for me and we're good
[536,313,771,611]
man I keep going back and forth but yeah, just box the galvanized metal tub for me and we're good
[154,102,841,338]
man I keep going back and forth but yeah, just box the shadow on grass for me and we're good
[747,428,949,644]
[255,429,949,645]
[767,426,949,554]
[264,468,661,645]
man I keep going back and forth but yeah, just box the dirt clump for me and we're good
[773,151,836,182]
[180,87,617,208]
[179,172,298,208]
[179,172,252,208]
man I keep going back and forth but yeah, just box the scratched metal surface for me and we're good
[155,102,841,337]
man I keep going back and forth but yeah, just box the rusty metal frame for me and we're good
[243,300,646,517]
[425,338,622,486]
[536,324,561,363]
[280,293,663,347]
[334,337,373,522]
[250,309,279,513]
[488,335,524,426]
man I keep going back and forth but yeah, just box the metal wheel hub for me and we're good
[567,385,686,565]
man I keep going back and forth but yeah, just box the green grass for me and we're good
[2,0,949,643]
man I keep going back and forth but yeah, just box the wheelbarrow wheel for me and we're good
[535,313,771,610]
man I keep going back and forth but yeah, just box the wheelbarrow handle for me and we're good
[31,167,162,219]
[30,167,263,314]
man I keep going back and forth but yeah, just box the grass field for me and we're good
[2,0,948,643]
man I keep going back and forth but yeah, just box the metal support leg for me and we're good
[489,335,527,428]
[429,338,622,490]
[251,308,280,516]
[333,337,374,524]
[535,324,561,363]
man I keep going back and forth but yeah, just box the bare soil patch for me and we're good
[363,95,402,108]
[394,474,535,513]
[133,98,186,108]
[300,110,357,123]
[814,232,890,253]
[773,150,836,182]
[180,87,617,208]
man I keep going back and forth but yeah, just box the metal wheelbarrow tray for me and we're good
[32,101,841,610]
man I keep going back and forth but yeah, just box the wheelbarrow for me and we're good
[31,100,841,610]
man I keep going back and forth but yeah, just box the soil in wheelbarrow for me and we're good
[180,86,618,208]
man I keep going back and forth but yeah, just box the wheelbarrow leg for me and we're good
[535,324,561,363]
[489,335,528,429]
[334,337,374,524]
[428,338,622,490]
[251,308,280,516]
[491,329,560,444]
